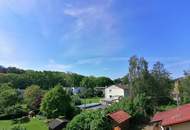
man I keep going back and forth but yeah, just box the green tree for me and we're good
[95,77,113,87]
[24,85,43,110]
[40,84,72,118]
[180,72,190,103]
[66,110,111,130]
[128,56,150,98]
[113,78,122,84]
[151,62,172,105]
[105,95,152,129]
[80,76,96,88]
[0,83,19,113]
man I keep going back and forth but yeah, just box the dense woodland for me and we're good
[0,66,113,89]
[0,56,190,130]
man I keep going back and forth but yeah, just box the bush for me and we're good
[0,105,27,120]
[66,110,111,130]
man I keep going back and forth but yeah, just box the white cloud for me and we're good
[63,0,116,39]
[45,60,73,72]
[76,58,103,65]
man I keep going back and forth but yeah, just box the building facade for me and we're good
[105,85,128,99]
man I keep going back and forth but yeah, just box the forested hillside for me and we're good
[0,66,113,89]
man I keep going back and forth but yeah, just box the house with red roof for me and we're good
[108,110,131,130]
[151,104,190,130]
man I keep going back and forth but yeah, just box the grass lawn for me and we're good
[0,118,48,130]
[81,97,101,104]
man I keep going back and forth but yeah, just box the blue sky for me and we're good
[0,0,190,79]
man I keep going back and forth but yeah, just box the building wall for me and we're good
[105,85,124,99]
[168,122,190,130]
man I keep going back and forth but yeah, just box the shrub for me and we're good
[66,110,111,130]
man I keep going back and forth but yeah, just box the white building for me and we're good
[104,85,128,99]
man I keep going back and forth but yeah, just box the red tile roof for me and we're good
[108,110,131,124]
[152,104,190,126]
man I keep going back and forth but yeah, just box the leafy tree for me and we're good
[180,72,190,103]
[24,85,43,110]
[128,56,150,98]
[80,76,96,88]
[105,95,153,129]
[151,62,172,105]
[40,84,72,118]
[122,75,129,85]
[95,77,113,87]
[113,78,122,84]
[66,110,111,130]
[0,83,19,113]
[127,57,172,113]
[65,73,84,87]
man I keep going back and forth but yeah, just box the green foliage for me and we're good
[157,104,177,112]
[95,77,113,87]
[40,84,72,118]
[151,62,173,105]
[66,110,111,130]
[113,78,122,84]
[128,56,150,98]
[0,65,24,74]
[127,56,173,113]
[71,95,82,105]
[24,85,43,110]
[0,67,113,90]
[80,77,96,88]
[105,95,152,129]
[180,73,190,103]
[79,88,95,98]
[0,83,19,114]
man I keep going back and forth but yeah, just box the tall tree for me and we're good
[128,56,150,98]
[151,62,172,105]
[180,71,190,103]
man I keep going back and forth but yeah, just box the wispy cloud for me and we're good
[166,60,190,69]
[62,0,116,39]
[44,59,73,72]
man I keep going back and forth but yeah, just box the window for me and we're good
[166,127,172,130]
[109,89,112,92]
